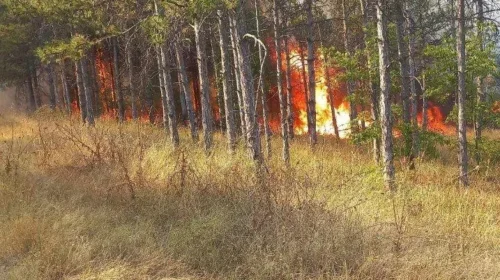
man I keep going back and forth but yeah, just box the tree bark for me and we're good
[194,20,214,151]
[273,0,290,165]
[407,4,419,169]
[61,61,72,115]
[284,20,294,139]
[75,60,87,123]
[155,46,169,132]
[26,70,36,112]
[474,0,485,164]
[229,14,247,140]
[396,0,412,160]
[217,10,237,152]
[421,74,428,131]
[456,0,469,187]
[256,0,272,159]
[305,0,317,146]
[360,0,381,163]
[342,0,358,133]
[210,33,226,132]
[127,38,138,120]
[230,6,262,161]
[47,61,58,110]
[113,37,125,123]
[175,40,199,142]
[377,0,396,191]
[90,49,101,118]
[80,58,95,126]
[159,46,180,146]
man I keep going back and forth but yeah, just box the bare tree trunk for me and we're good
[421,74,428,131]
[396,0,412,161]
[127,37,138,120]
[305,0,317,146]
[194,20,214,151]
[342,0,358,132]
[113,37,125,123]
[229,14,247,140]
[61,61,72,115]
[217,10,237,151]
[377,0,396,191]
[456,0,469,187]
[175,40,199,142]
[210,33,226,132]
[474,0,485,164]
[26,70,36,112]
[80,58,95,126]
[177,71,188,122]
[46,63,56,110]
[256,0,272,159]
[31,65,41,109]
[273,0,290,165]
[159,46,180,146]
[155,46,170,133]
[75,60,87,123]
[407,4,419,169]
[90,49,101,118]
[284,22,294,139]
[231,7,262,161]
[360,0,380,163]
[299,44,310,131]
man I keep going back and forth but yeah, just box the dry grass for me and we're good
[0,110,499,279]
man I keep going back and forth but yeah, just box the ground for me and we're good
[0,110,499,280]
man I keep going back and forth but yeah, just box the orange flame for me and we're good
[280,38,353,138]
[418,102,454,134]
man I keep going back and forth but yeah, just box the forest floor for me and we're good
[0,109,499,280]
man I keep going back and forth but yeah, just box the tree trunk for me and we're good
[342,0,358,133]
[47,61,58,110]
[421,74,428,131]
[456,0,469,187]
[229,14,247,140]
[159,46,180,146]
[284,21,294,139]
[26,71,36,112]
[90,49,101,118]
[217,10,237,152]
[273,0,290,165]
[305,0,317,146]
[396,0,412,160]
[376,0,396,191]
[299,44,310,132]
[175,40,199,142]
[407,4,419,169]
[75,60,87,123]
[61,61,72,115]
[127,38,138,120]
[80,58,95,126]
[194,20,214,151]
[474,0,485,164]
[360,0,381,163]
[256,0,272,159]
[230,7,262,161]
[210,33,226,132]
[113,37,125,123]
[156,47,170,133]
[31,65,41,109]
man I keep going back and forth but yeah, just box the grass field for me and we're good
[0,110,499,279]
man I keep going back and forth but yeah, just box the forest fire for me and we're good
[281,41,352,138]
[418,102,454,134]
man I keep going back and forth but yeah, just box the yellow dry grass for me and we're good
[0,110,499,279]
